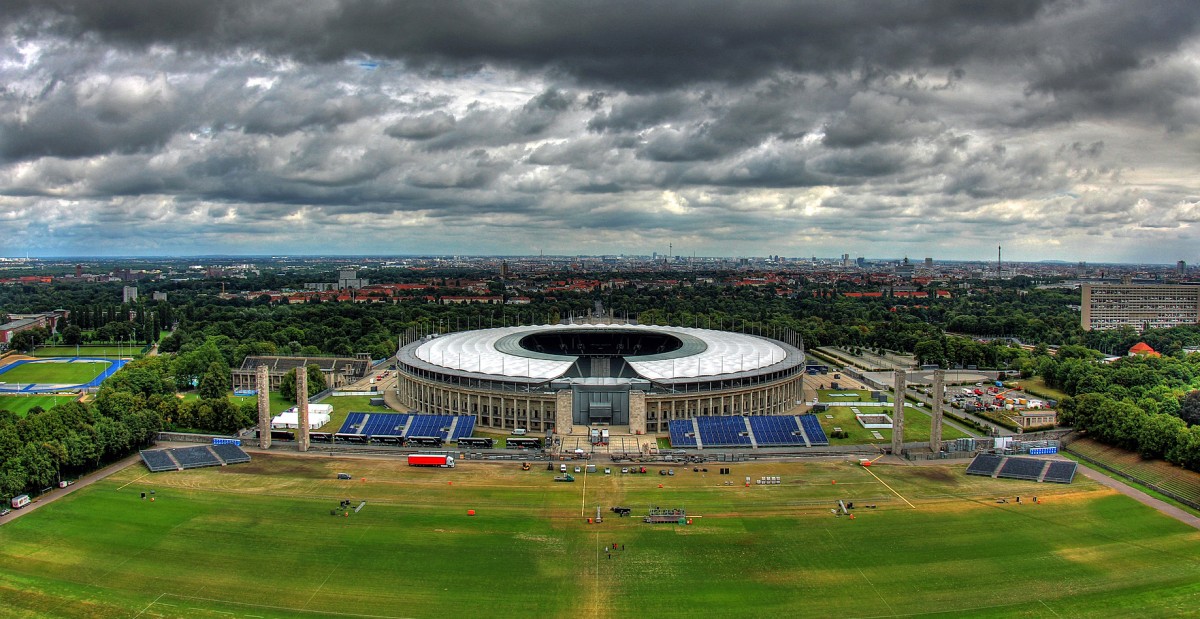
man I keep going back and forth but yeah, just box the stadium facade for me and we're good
[394,323,805,435]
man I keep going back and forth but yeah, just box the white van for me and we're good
[10,494,30,509]
[511,428,527,436]
[559,463,567,473]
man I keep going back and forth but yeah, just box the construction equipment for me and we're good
[858,454,886,467]
[520,462,530,471]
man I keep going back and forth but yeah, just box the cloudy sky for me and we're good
[1,1,1199,262]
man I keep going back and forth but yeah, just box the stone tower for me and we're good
[296,367,309,452]
[257,365,271,449]
[891,370,906,456]
[930,369,945,454]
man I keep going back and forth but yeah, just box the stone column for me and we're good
[555,390,573,435]
[891,369,906,456]
[257,365,271,449]
[930,369,945,454]
[628,390,646,435]
[296,368,309,452]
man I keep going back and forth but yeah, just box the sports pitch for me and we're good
[0,394,75,418]
[0,357,123,393]
[1,455,1198,618]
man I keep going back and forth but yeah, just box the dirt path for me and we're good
[1075,463,1200,530]
[0,452,142,527]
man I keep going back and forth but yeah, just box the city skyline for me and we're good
[2,1,1199,262]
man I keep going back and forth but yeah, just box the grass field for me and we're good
[0,360,111,385]
[815,390,969,444]
[1,455,1199,618]
[0,394,78,418]
[319,394,391,432]
[1020,376,1070,402]
[31,346,137,358]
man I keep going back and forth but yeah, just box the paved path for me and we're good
[1075,463,1200,530]
[0,452,142,527]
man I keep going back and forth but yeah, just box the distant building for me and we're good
[152,291,168,301]
[1081,283,1200,331]
[1017,410,1057,429]
[1179,260,1187,276]
[0,310,67,346]
[122,286,138,303]
[337,270,368,290]
[231,354,372,392]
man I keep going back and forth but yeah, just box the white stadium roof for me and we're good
[412,324,788,381]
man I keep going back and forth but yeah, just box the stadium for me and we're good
[394,323,806,436]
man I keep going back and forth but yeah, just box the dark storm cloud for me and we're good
[1,0,1199,260]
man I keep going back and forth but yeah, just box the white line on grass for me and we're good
[117,472,150,491]
[131,592,165,619]
[856,567,896,616]
[1039,599,1062,617]
[161,593,410,618]
[860,466,916,509]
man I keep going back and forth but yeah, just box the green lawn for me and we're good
[814,390,969,444]
[319,394,392,432]
[0,360,111,385]
[0,394,78,418]
[1020,376,1070,402]
[1,456,1199,618]
[32,345,137,358]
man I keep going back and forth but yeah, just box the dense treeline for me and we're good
[1036,352,1200,472]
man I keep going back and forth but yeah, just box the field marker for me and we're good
[1039,599,1062,617]
[860,466,916,509]
[117,472,150,491]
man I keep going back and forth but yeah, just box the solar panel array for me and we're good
[139,449,176,472]
[1042,460,1078,484]
[338,413,475,441]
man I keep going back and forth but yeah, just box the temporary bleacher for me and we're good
[966,454,1075,484]
[965,454,1004,477]
[667,415,831,448]
[210,443,251,465]
[140,449,178,472]
[998,457,1047,481]
[694,416,753,448]
[798,414,829,446]
[1042,460,1078,484]
[338,412,475,441]
[667,419,698,448]
[171,446,222,470]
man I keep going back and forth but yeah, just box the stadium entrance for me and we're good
[556,378,650,426]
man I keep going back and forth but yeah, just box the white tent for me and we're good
[271,405,332,430]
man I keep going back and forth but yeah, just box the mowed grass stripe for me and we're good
[1,455,1199,618]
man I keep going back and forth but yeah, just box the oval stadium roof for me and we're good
[411,324,791,381]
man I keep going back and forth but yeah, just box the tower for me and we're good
[296,368,309,452]
[891,370,906,457]
[256,365,271,449]
[930,369,945,454]
[997,245,1002,279]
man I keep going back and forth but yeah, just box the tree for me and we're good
[61,325,83,346]
[198,361,231,400]
[1179,390,1200,426]
[279,364,326,403]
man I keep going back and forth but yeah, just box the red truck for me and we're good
[407,454,455,468]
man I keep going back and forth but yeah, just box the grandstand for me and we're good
[337,412,476,442]
[1043,461,1078,484]
[965,454,1076,484]
[1065,437,1200,506]
[965,454,1004,476]
[666,414,828,449]
[139,444,252,472]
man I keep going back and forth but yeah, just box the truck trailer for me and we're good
[407,454,455,468]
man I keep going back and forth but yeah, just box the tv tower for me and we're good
[997,245,1002,279]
